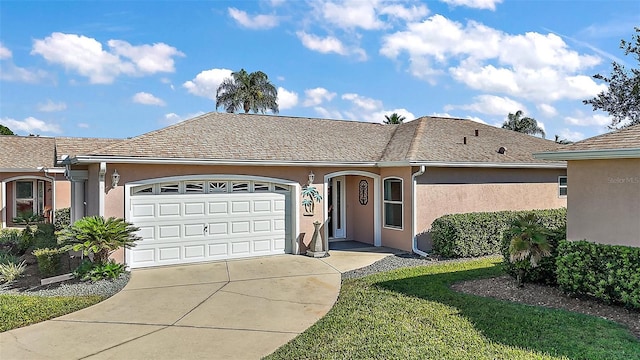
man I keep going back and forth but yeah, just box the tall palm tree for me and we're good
[216,69,279,114]
[501,110,545,138]
[384,112,406,124]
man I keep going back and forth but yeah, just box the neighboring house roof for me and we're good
[0,136,57,170]
[535,123,640,160]
[73,112,564,167]
[55,137,122,161]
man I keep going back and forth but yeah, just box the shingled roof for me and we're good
[559,123,640,152]
[82,112,563,166]
[55,137,122,161]
[0,136,56,170]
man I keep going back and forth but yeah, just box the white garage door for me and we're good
[127,179,292,268]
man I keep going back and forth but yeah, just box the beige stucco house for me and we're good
[59,113,567,268]
[535,124,640,248]
[0,136,119,228]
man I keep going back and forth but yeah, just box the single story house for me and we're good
[0,136,119,228]
[61,112,567,268]
[535,123,640,248]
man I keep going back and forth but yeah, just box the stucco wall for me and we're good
[345,175,374,244]
[86,163,100,217]
[0,172,66,226]
[379,167,414,251]
[567,159,640,247]
[415,167,567,250]
[53,175,71,209]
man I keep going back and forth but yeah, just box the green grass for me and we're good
[266,257,640,360]
[0,294,104,332]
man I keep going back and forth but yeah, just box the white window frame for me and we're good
[14,180,36,218]
[558,176,567,198]
[383,177,403,230]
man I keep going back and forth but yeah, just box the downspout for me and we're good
[411,165,428,257]
[99,162,106,217]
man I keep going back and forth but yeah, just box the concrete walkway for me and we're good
[0,247,398,360]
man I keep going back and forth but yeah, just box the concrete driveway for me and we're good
[0,248,396,360]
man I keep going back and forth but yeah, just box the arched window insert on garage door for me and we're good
[131,180,290,195]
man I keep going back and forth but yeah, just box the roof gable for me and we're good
[0,136,56,170]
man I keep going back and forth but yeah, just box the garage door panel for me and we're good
[128,186,291,268]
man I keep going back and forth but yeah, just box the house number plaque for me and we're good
[359,180,368,205]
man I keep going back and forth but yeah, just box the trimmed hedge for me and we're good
[557,240,640,310]
[54,207,71,232]
[431,208,566,258]
[32,248,63,277]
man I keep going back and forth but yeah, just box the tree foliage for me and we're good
[583,27,640,128]
[501,110,545,138]
[383,112,406,124]
[0,125,15,135]
[216,69,279,114]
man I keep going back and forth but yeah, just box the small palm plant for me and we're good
[57,216,140,264]
[506,214,553,287]
[301,186,323,215]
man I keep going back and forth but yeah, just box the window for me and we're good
[209,181,227,193]
[558,176,567,197]
[185,182,205,193]
[231,182,249,192]
[15,181,35,217]
[383,178,403,229]
[274,184,289,192]
[159,183,179,193]
[133,185,154,195]
[253,182,270,192]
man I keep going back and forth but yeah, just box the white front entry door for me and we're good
[331,176,346,239]
[127,180,291,268]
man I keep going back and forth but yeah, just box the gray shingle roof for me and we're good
[89,112,397,162]
[55,137,122,160]
[83,112,564,165]
[0,136,56,169]
[559,123,640,151]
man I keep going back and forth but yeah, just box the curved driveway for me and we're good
[1,248,395,359]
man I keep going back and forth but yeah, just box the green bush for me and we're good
[431,208,566,258]
[33,223,58,250]
[74,259,125,281]
[53,207,71,231]
[502,226,566,285]
[0,229,21,246]
[16,227,37,255]
[556,240,640,310]
[0,260,27,283]
[32,248,63,277]
[0,250,19,265]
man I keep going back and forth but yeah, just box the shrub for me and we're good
[0,260,27,283]
[501,226,565,285]
[74,259,125,282]
[58,216,140,264]
[505,214,553,287]
[53,207,71,232]
[0,250,19,265]
[16,227,37,255]
[556,240,640,310]
[32,248,63,277]
[33,223,58,250]
[0,229,21,246]
[431,208,566,258]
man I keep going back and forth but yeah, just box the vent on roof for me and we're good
[498,146,507,154]
[463,136,467,145]
[475,129,479,136]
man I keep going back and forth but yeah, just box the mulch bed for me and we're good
[451,275,640,339]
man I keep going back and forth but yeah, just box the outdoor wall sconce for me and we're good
[308,171,315,185]
[112,169,120,188]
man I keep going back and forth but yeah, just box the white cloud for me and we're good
[430,112,488,124]
[314,106,343,119]
[277,87,298,110]
[0,42,12,59]
[228,8,279,30]
[183,68,233,100]
[379,4,429,22]
[557,128,585,142]
[448,95,525,116]
[31,32,184,84]
[0,116,61,134]
[359,108,416,123]
[162,111,205,125]
[132,92,166,106]
[341,93,382,112]
[380,15,605,102]
[440,0,502,10]
[564,112,611,127]
[37,99,67,112]
[269,0,286,6]
[77,123,90,128]
[303,87,336,106]
[537,103,558,117]
[319,0,385,30]
[297,32,347,55]
[0,61,50,83]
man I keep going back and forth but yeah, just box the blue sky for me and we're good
[1,0,638,141]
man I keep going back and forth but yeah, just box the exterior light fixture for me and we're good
[308,171,315,185]
[112,169,120,188]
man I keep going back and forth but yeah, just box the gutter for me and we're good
[408,161,566,169]
[411,165,428,257]
[534,148,640,160]
[68,156,379,168]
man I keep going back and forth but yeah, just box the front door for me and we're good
[329,176,346,239]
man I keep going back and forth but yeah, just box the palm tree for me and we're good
[384,113,406,124]
[507,214,553,287]
[216,69,279,114]
[501,110,545,138]
[554,135,573,144]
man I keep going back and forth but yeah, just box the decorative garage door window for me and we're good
[132,180,290,195]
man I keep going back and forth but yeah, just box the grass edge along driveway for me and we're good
[266,257,640,360]
[0,294,104,332]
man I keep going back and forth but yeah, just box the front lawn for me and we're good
[266,258,640,360]
[0,294,104,332]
